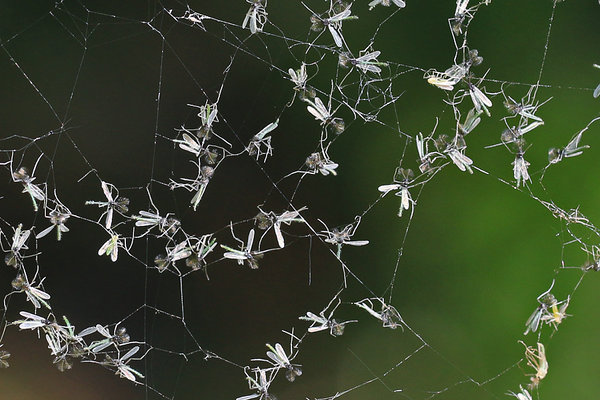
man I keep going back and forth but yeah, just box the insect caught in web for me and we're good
[368,0,406,11]
[237,367,277,400]
[221,226,265,269]
[12,165,46,212]
[519,341,548,389]
[247,119,279,162]
[319,216,369,258]
[98,346,144,382]
[308,2,358,48]
[260,342,303,382]
[11,273,51,310]
[85,181,130,229]
[354,297,404,330]
[36,199,71,241]
[3,223,31,268]
[299,295,355,336]
[79,324,131,353]
[242,0,268,34]
[97,233,122,262]
[378,167,416,218]
[523,280,557,335]
[154,240,192,273]
[255,206,307,248]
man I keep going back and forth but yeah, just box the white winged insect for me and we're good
[368,0,406,11]
[468,83,492,115]
[242,0,268,34]
[416,131,444,173]
[265,343,302,382]
[185,234,218,277]
[320,217,369,258]
[548,130,589,164]
[378,167,415,218]
[36,206,70,241]
[237,367,276,400]
[354,297,404,330]
[154,240,192,272]
[309,5,358,48]
[512,150,531,188]
[247,119,279,162]
[83,324,131,353]
[507,386,532,400]
[458,108,482,136]
[520,341,548,389]
[540,295,570,331]
[98,234,121,262]
[11,274,51,310]
[424,64,466,91]
[339,50,387,74]
[175,132,203,157]
[442,135,473,173]
[12,166,45,212]
[104,346,144,382]
[299,296,355,336]
[85,181,129,229]
[14,311,55,331]
[256,207,306,248]
[133,210,180,237]
[524,281,556,335]
[221,227,264,269]
[4,223,31,268]
[305,151,339,176]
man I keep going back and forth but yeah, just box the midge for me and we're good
[237,367,277,400]
[519,341,548,389]
[11,274,51,309]
[263,343,302,382]
[308,3,358,48]
[12,166,45,212]
[299,296,355,337]
[100,346,144,382]
[378,167,415,218]
[3,223,31,268]
[247,119,279,162]
[36,205,70,241]
[368,0,406,11]
[221,227,264,269]
[242,0,268,34]
[85,181,129,229]
[354,297,404,330]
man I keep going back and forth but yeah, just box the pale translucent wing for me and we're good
[101,181,113,202]
[223,252,247,260]
[328,25,343,48]
[594,83,600,98]
[255,119,279,140]
[121,346,140,362]
[378,184,401,195]
[105,208,114,229]
[274,222,285,248]
[35,225,54,240]
[345,240,369,246]
[247,229,255,251]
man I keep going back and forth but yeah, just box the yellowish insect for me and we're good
[519,341,548,389]
[541,295,570,330]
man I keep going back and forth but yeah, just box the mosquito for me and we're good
[305,96,345,134]
[189,101,219,139]
[309,4,358,48]
[354,297,404,330]
[519,341,548,389]
[154,240,192,272]
[247,119,279,162]
[256,207,306,248]
[242,0,268,34]
[85,181,129,229]
[524,281,556,335]
[4,223,31,268]
[458,108,482,136]
[11,274,51,309]
[98,233,121,262]
[305,149,339,176]
[36,206,70,241]
[378,167,415,218]
[512,147,531,188]
[338,49,387,74]
[264,343,302,382]
[320,217,369,258]
[299,296,355,336]
[368,0,406,11]
[79,324,131,353]
[101,346,144,382]
[221,227,264,269]
[12,166,45,212]
[438,134,473,173]
[548,130,589,164]
[237,367,277,400]
[185,234,218,277]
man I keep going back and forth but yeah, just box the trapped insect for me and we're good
[264,343,302,382]
[507,385,532,400]
[100,346,144,382]
[256,207,306,248]
[309,4,358,48]
[11,274,51,309]
[85,181,130,229]
[4,223,31,268]
[378,167,415,218]
[512,147,531,188]
[98,234,121,262]
[12,166,45,212]
[305,96,345,134]
[79,324,131,353]
[247,119,279,162]
[519,341,548,389]
[154,240,192,272]
[305,150,339,176]
[0,346,10,368]
[368,0,406,11]
[354,297,404,330]
[221,227,264,269]
[242,0,268,34]
[299,296,355,336]
[237,367,277,400]
[320,217,369,258]
[338,49,387,74]
[548,130,589,164]
[36,206,71,241]
[524,281,557,335]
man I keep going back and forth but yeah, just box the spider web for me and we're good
[1,0,599,399]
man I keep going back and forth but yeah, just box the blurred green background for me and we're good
[1,0,600,399]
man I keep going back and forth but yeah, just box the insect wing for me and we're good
[594,83,600,99]
[392,0,406,7]
[378,183,401,195]
[255,119,279,140]
[36,225,55,240]
[274,222,285,248]
[345,240,369,246]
